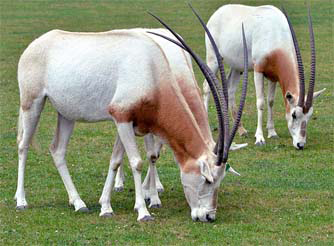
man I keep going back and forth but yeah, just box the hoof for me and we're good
[100,212,113,218]
[150,204,162,209]
[113,187,124,192]
[239,131,248,137]
[268,134,279,139]
[77,207,89,213]
[255,141,266,146]
[139,215,154,222]
[145,198,151,204]
[16,205,27,211]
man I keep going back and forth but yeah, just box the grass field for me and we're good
[1,0,333,244]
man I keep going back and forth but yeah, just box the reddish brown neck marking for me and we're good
[109,81,209,173]
[254,49,299,112]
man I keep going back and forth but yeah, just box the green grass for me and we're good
[1,0,333,244]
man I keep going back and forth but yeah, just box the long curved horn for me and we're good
[282,7,305,108]
[305,7,316,111]
[147,12,226,164]
[187,4,229,164]
[226,24,248,156]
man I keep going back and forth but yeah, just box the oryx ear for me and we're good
[313,88,326,99]
[199,160,214,183]
[285,91,295,105]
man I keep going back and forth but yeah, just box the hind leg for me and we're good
[113,139,126,192]
[49,113,88,212]
[227,69,248,136]
[99,135,125,217]
[203,43,219,112]
[15,96,45,210]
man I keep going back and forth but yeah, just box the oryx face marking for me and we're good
[181,166,225,222]
[286,106,313,149]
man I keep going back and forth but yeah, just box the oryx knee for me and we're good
[110,159,122,171]
[49,147,66,168]
[256,98,265,111]
[268,98,274,107]
[129,158,143,171]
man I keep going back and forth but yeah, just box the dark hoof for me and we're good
[240,132,248,137]
[139,215,154,222]
[255,141,265,146]
[100,212,113,218]
[145,198,151,204]
[269,135,279,139]
[114,187,124,192]
[77,207,89,213]
[150,204,162,209]
[16,205,27,211]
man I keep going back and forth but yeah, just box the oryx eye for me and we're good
[292,111,296,120]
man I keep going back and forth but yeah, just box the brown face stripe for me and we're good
[300,121,306,137]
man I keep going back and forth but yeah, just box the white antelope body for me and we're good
[16,6,248,223]
[111,29,247,208]
[203,4,325,149]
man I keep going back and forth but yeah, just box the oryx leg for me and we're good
[203,45,219,112]
[113,142,125,192]
[227,69,248,136]
[254,72,266,145]
[49,113,88,212]
[116,122,152,221]
[267,80,279,139]
[142,135,164,193]
[142,134,162,208]
[15,96,45,210]
[114,134,164,193]
[99,135,125,217]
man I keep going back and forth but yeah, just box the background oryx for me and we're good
[202,4,326,149]
[15,4,248,222]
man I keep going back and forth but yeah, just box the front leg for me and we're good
[142,134,162,208]
[267,80,279,139]
[116,122,153,221]
[254,72,266,145]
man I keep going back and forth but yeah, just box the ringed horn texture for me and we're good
[148,3,248,166]
[282,6,316,113]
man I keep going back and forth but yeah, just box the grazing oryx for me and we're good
[111,29,247,208]
[202,4,326,149]
[15,5,247,221]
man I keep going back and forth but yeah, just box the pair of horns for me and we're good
[282,7,316,112]
[148,4,248,166]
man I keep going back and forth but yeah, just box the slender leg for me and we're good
[116,122,152,221]
[267,80,279,139]
[153,136,164,193]
[113,139,125,192]
[49,113,88,212]
[254,72,266,145]
[142,134,161,208]
[15,97,45,210]
[99,135,125,217]
[142,135,164,193]
[227,69,248,136]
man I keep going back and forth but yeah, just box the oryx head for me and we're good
[149,4,248,222]
[283,7,326,150]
